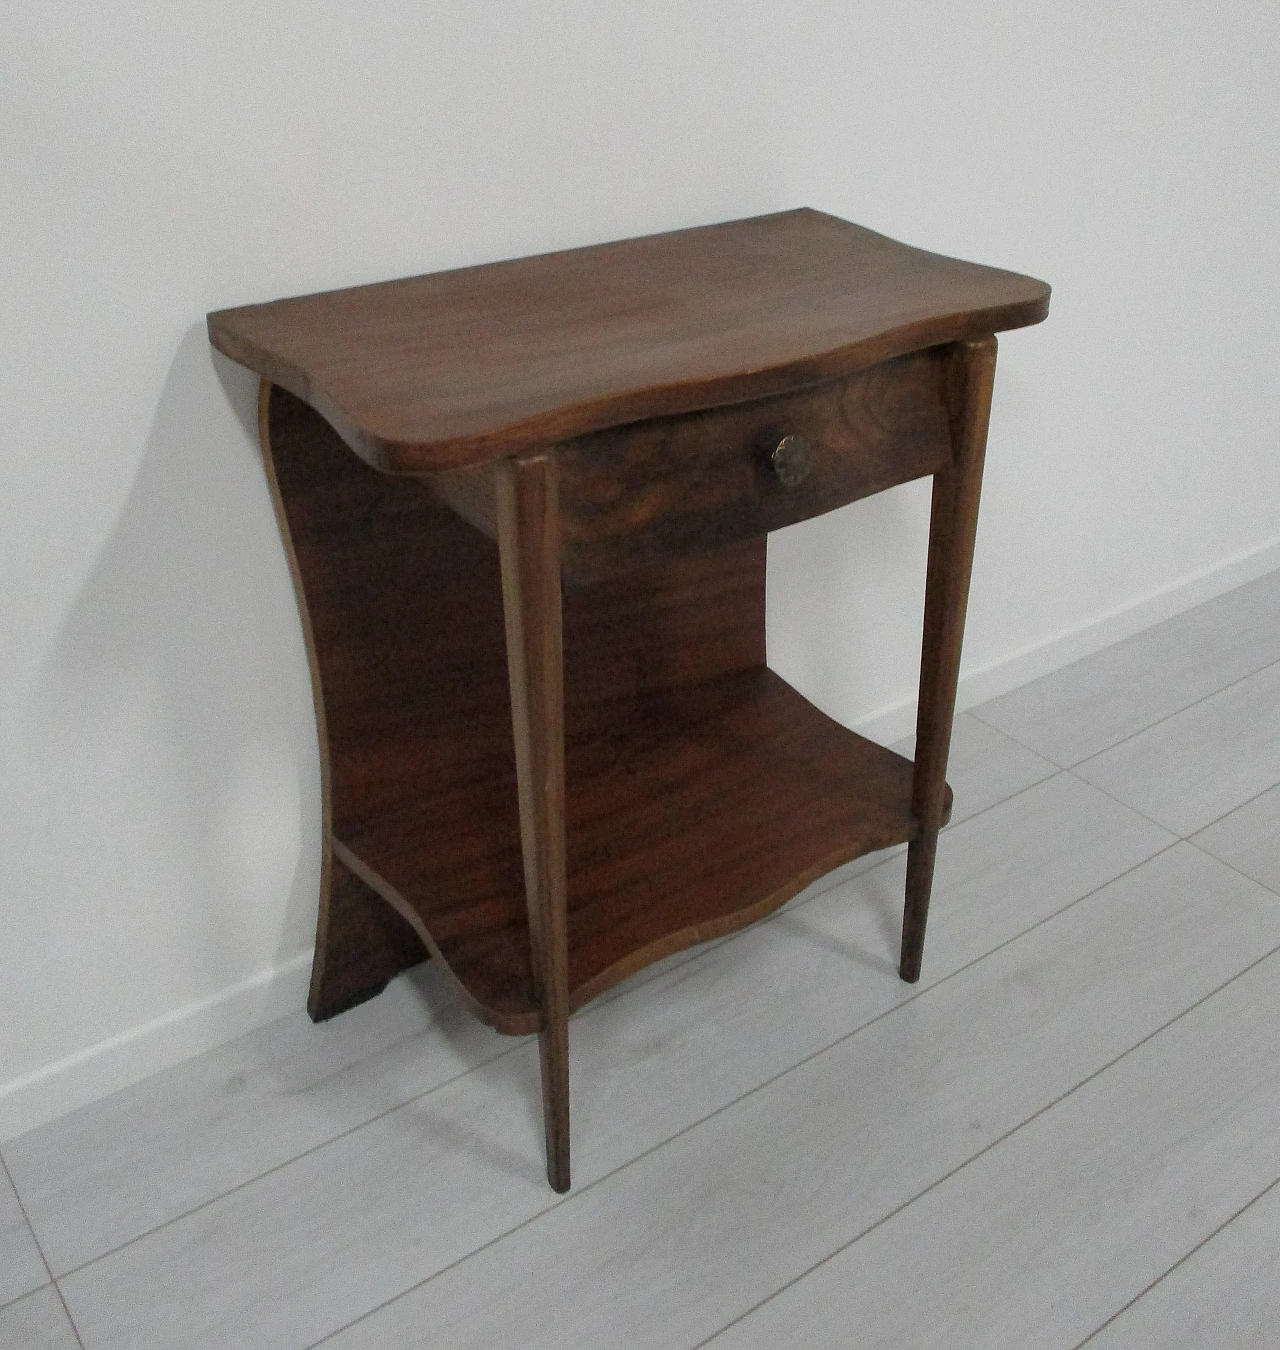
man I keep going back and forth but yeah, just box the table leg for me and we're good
[901,336,997,983]
[497,452,572,1192]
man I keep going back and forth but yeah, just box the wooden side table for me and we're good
[208,209,1049,1191]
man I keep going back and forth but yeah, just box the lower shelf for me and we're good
[340,666,948,1033]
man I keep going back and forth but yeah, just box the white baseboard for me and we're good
[4,537,1278,1146]
[0,950,314,1144]
[855,535,1280,747]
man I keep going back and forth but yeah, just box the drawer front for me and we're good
[558,345,953,581]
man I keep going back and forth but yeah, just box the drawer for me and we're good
[557,345,954,581]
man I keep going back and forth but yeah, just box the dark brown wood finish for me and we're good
[258,382,508,1017]
[901,336,998,982]
[209,209,1049,473]
[257,384,784,1030]
[347,664,949,1028]
[495,452,572,1192]
[308,851,424,1021]
[258,383,956,1041]
[254,379,429,1019]
[557,347,952,582]
[220,213,1048,1190]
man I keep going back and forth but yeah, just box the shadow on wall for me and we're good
[9,325,322,1067]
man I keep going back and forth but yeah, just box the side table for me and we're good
[208,209,1049,1191]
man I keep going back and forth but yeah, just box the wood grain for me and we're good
[901,336,996,983]
[10,771,1167,1290]
[233,212,1049,1193]
[308,852,425,1021]
[557,346,952,581]
[259,382,512,1015]
[496,452,572,1191]
[259,383,951,1034]
[209,209,1049,472]
[345,667,947,1032]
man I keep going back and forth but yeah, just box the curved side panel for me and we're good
[258,381,524,1019]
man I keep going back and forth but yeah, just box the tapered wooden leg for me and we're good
[496,452,571,1191]
[901,336,998,983]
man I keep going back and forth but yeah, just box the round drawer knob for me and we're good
[770,434,813,487]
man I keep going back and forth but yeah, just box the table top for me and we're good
[208,209,1049,473]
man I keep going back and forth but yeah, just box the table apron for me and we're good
[555,344,955,582]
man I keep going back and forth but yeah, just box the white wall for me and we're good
[3,1,1277,1139]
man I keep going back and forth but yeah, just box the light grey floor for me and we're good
[3,567,1279,1349]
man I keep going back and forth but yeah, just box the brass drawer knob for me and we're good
[770,434,813,487]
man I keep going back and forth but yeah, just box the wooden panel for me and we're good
[261,382,515,846]
[263,385,947,1034]
[209,209,1049,471]
[307,852,424,1021]
[262,385,770,1027]
[345,667,947,1032]
[261,383,511,1017]
[557,346,951,579]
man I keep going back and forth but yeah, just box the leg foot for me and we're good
[899,833,938,984]
[308,850,426,1022]
[539,1025,571,1192]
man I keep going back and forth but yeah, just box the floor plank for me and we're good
[1074,660,1280,836]
[0,1163,46,1308]
[1192,784,1280,896]
[893,711,1058,825]
[4,965,513,1277]
[317,845,1280,1350]
[0,1286,81,1350]
[972,568,1280,766]
[707,899,1280,1350]
[6,711,1049,1283]
[57,776,1169,1350]
[1083,1177,1280,1349]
